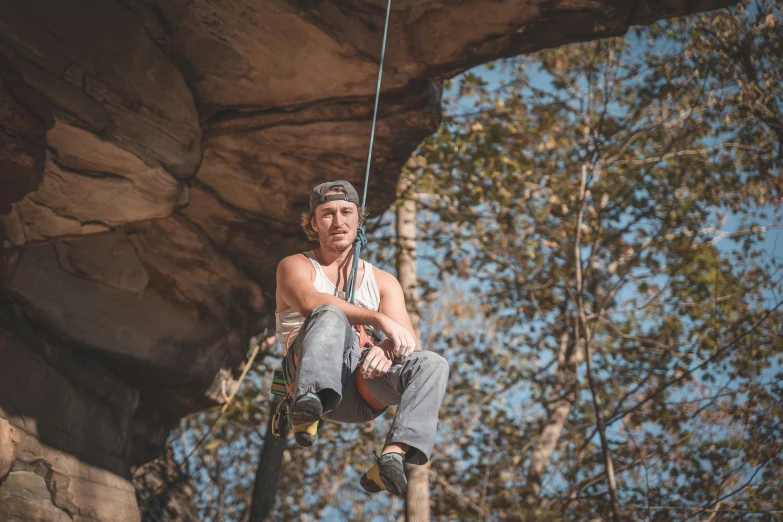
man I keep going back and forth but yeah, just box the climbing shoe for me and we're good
[360,451,407,497]
[289,392,322,447]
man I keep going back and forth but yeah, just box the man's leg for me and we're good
[359,350,449,495]
[285,303,355,445]
[367,350,449,463]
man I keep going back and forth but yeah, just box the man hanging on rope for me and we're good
[275,180,449,497]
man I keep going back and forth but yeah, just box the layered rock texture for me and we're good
[0,0,737,519]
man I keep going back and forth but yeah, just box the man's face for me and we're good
[312,197,360,252]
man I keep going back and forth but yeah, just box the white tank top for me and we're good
[275,251,381,347]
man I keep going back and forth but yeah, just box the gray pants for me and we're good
[284,304,449,464]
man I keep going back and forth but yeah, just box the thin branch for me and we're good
[575,162,622,522]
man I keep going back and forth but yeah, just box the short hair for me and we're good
[300,186,368,242]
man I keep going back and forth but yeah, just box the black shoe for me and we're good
[289,393,322,447]
[360,452,407,497]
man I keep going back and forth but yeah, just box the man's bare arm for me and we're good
[362,270,418,376]
[376,269,419,357]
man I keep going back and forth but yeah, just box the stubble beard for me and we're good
[318,229,355,254]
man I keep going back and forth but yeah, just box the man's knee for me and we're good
[415,351,450,377]
[307,303,348,325]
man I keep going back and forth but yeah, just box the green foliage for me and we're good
[409,1,783,519]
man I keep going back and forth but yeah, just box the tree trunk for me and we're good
[396,174,431,522]
[396,190,423,338]
[524,331,584,505]
[248,397,287,522]
[405,463,432,522]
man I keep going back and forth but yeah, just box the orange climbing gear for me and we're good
[354,325,388,412]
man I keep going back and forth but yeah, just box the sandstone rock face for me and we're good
[0,0,737,519]
[0,328,140,522]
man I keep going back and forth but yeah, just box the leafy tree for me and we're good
[410,1,783,519]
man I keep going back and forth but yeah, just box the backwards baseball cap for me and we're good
[309,180,362,210]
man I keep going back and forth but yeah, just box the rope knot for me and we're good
[346,224,367,303]
[354,224,368,250]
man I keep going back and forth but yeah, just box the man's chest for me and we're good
[318,264,366,293]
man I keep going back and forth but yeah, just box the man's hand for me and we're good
[375,314,417,359]
[361,345,394,379]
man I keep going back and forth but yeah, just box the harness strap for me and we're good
[284,327,300,395]
[285,326,300,351]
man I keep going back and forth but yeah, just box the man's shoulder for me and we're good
[278,252,312,271]
[370,264,402,291]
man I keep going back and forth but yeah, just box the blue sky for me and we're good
[444,46,783,268]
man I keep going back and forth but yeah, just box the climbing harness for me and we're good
[271,323,388,440]
[271,0,393,441]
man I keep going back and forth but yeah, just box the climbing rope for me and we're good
[346,0,392,304]
[220,332,267,413]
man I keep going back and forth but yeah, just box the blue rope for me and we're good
[347,0,392,304]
